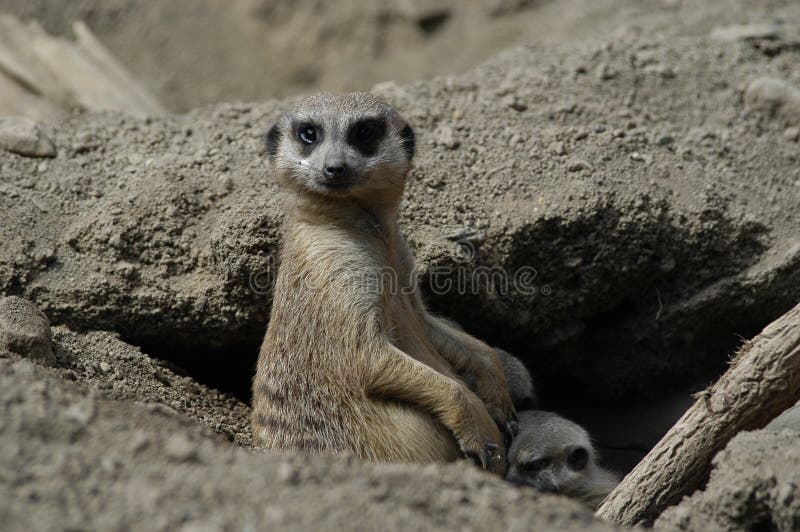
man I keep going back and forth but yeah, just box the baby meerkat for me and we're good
[251,92,516,474]
[506,410,619,508]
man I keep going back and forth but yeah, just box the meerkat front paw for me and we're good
[454,387,507,475]
[470,355,518,444]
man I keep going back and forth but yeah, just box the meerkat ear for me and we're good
[400,124,415,160]
[264,123,282,160]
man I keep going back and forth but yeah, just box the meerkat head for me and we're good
[264,92,415,202]
[506,410,619,508]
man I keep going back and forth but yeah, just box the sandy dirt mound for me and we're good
[0,353,617,531]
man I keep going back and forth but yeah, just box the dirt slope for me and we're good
[0,353,617,532]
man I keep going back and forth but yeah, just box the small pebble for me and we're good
[0,296,55,365]
[744,77,800,121]
[567,159,593,172]
[657,134,675,146]
[596,63,617,80]
[548,141,567,155]
[31,196,49,212]
[434,126,460,149]
[0,117,56,158]
[784,127,800,142]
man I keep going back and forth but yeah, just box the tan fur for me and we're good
[252,92,515,474]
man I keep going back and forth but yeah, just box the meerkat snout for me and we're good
[506,410,619,509]
[264,92,416,199]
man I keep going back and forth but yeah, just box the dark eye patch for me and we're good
[264,123,281,161]
[400,124,415,160]
[347,118,386,156]
[520,458,551,474]
[567,447,589,471]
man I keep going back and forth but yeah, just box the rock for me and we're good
[785,127,800,142]
[744,77,800,122]
[0,296,55,366]
[0,117,56,158]
[765,399,800,433]
[567,158,592,172]
[434,125,460,149]
[655,430,800,531]
[656,134,675,146]
[549,141,567,155]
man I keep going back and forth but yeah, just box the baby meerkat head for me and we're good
[506,410,619,508]
[264,92,415,200]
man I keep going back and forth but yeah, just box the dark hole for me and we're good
[749,513,777,532]
[417,12,449,35]
[136,337,260,405]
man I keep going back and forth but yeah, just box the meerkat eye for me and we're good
[567,447,589,471]
[297,123,317,145]
[521,458,551,473]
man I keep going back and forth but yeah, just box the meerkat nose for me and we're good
[324,163,348,179]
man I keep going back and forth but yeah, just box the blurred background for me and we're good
[1,0,779,118]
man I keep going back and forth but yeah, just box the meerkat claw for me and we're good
[477,449,490,469]
[466,444,495,469]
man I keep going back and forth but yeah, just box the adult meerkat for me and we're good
[506,410,619,508]
[251,92,516,474]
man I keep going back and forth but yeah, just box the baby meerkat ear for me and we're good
[264,123,282,161]
[400,124,415,160]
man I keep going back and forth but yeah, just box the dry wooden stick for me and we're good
[596,302,800,527]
